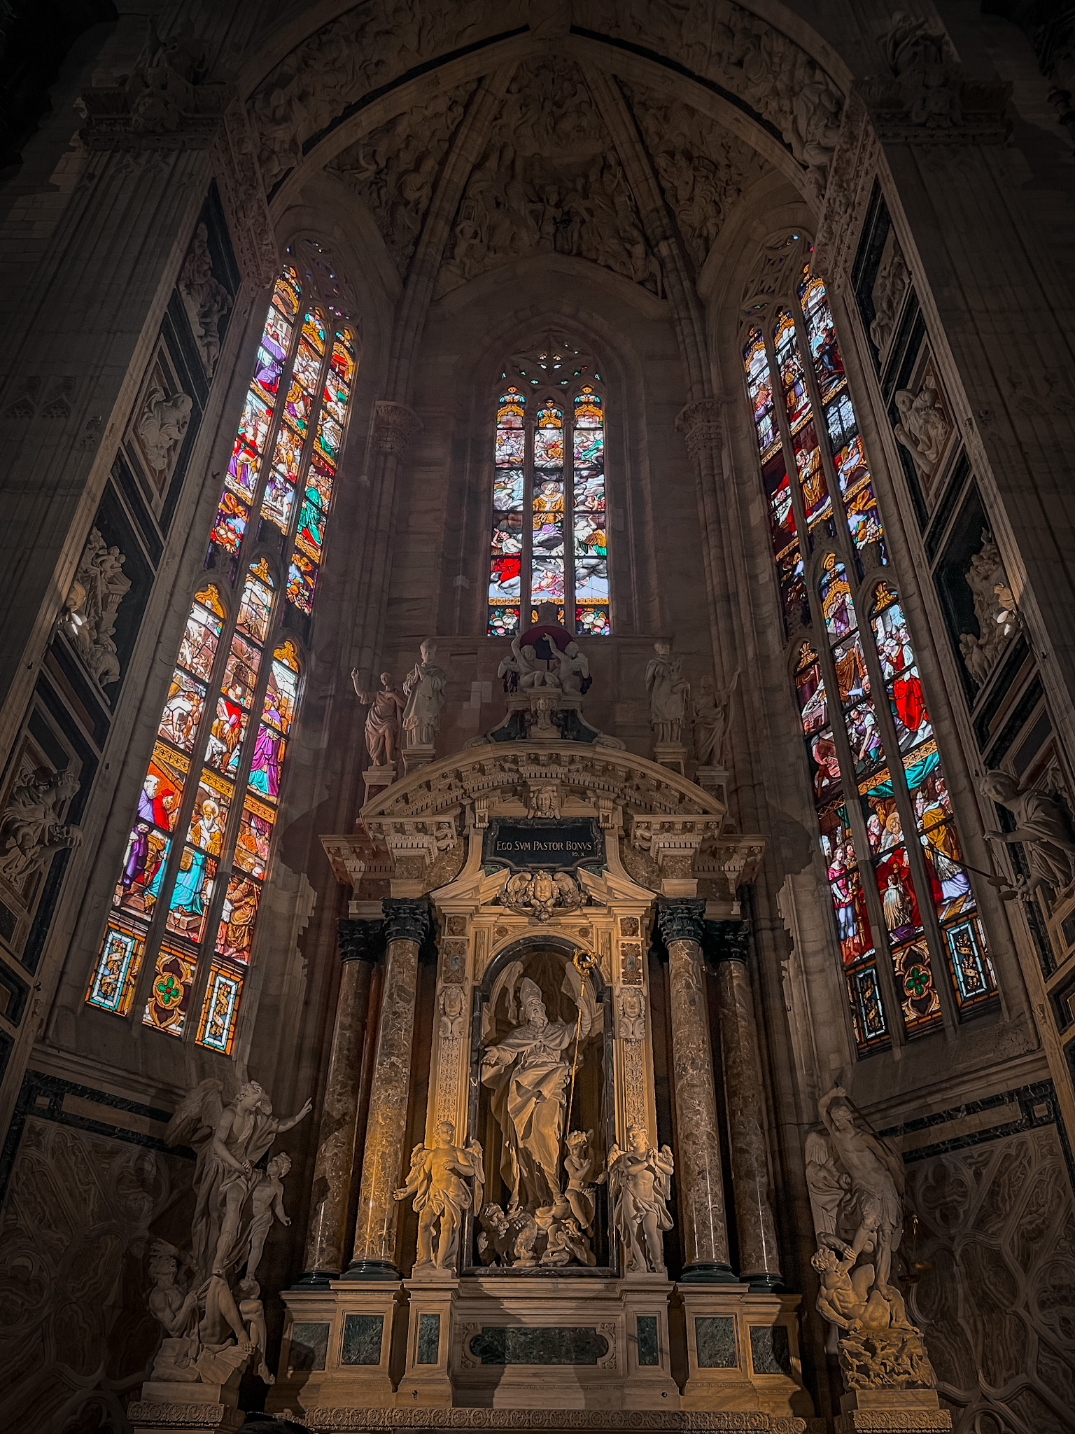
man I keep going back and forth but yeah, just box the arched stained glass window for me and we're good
[86,261,357,1053]
[742,249,996,1053]
[487,371,610,638]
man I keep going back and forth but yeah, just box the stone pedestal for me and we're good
[694,764,729,805]
[653,741,687,774]
[403,742,436,773]
[398,1274,458,1405]
[345,898,431,1279]
[677,1286,810,1416]
[836,1387,951,1434]
[129,1383,245,1433]
[620,1273,681,1407]
[363,764,398,803]
[297,918,383,1286]
[656,899,734,1280]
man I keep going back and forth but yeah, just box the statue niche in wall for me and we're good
[63,526,132,688]
[806,1085,936,1391]
[958,530,1016,688]
[475,951,608,1269]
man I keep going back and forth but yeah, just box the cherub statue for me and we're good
[244,1152,292,1283]
[607,1123,674,1272]
[394,1120,484,1270]
[554,640,590,696]
[564,1129,604,1235]
[512,634,560,690]
[165,1079,312,1281]
[236,1277,274,1385]
[477,1202,513,1265]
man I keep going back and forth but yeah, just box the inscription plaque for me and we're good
[483,818,604,871]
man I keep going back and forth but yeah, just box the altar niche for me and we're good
[464,936,616,1275]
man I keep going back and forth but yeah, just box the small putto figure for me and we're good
[564,1128,604,1236]
[607,1123,675,1272]
[394,1120,484,1270]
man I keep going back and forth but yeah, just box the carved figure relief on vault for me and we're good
[437,57,662,297]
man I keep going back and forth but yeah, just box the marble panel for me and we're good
[341,1313,384,1365]
[467,1326,610,1365]
[417,1312,440,1364]
[636,1314,660,1366]
[749,1324,791,1376]
[695,1316,738,1368]
[291,1321,330,1372]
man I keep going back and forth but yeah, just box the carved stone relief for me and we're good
[894,362,953,492]
[905,1124,1075,1434]
[178,221,233,374]
[436,57,662,297]
[328,83,475,276]
[63,526,132,688]
[870,229,911,360]
[127,356,192,499]
[958,531,1016,689]
[622,80,769,268]
[0,757,81,897]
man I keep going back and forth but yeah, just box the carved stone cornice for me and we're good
[321,836,377,889]
[373,401,423,457]
[338,917,385,964]
[298,1413,807,1432]
[812,92,880,285]
[675,399,722,463]
[703,918,751,966]
[655,897,707,948]
[860,74,1011,148]
[695,836,766,896]
[361,814,462,869]
[630,814,723,865]
[81,82,233,152]
[382,896,432,947]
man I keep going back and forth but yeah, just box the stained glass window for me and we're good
[742,250,996,1052]
[487,377,610,638]
[86,260,356,1053]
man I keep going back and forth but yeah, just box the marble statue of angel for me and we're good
[394,1120,484,1269]
[165,1078,311,1281]
[607,1123,674,1272]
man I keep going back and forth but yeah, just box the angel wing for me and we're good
[552,871,582,909]
[804,1129,851,1240]
[165,1079,223,1150]
[465,1140,485,1214]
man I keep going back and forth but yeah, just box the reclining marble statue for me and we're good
[145,1078,311,1392]
[806,1084,936,1390]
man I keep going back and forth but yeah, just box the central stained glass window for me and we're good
[487,357,610,637]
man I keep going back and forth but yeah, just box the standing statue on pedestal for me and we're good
[979,769,1075,898]
[645,640,689,745]
[394,1120,484,1270]
[402,638,447,748]
[480,976,589,1210]
[693,669,739,767]
[805,1085,935,1390]
[352,670,406,768]
[607,1124,674,1272]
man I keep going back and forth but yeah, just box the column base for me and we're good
[743,1273,784,1293]
[340,1259,400,1282]
[402,743,436,773]
[269,1280,406,1414]
[679,1261,739,1283]
[836,1388,950,1432]
[292,1270,338,1290]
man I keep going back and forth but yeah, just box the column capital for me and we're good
[655,897,707,948]
[703,919,751,966]
[674,399,721,461]
[338,917,385,964]
[382,896,432,947]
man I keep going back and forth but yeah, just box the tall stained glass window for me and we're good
[86,261,356,1054]
[742,245,996,1052]
[487,368,610,638]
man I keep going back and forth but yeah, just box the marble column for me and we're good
[343,897,431,1280]
[296,918,385,1286]
[707,920,783,1290]
[656,899,735,1281]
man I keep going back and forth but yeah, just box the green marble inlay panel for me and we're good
[290,1322,329,1372]
[695,1315,737,1368]
[468,1326,609,1365]
[749,1323,792,1376]
[636,1314,659,1366]
[417,1312,440,1365]
[341,1313,384,1365]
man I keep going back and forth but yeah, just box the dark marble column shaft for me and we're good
[656,899,734,1279]
[709,922,782,1287]
[297,919,383,1285]
[345,898,431,1279]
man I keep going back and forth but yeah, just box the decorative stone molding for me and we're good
[695,837,766,895]
[338,917,385,964]
[675,399,721,462]
[812,93,880,285]
[382,896,433,947]
[212,100,279,286]
[631,814,723,865]
[655,896,707,947]
[373,401,423,457]
[321,836,375,888]
[127,1400,243,1430]
[362,815,461,868]
[297,1413,806,1432]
